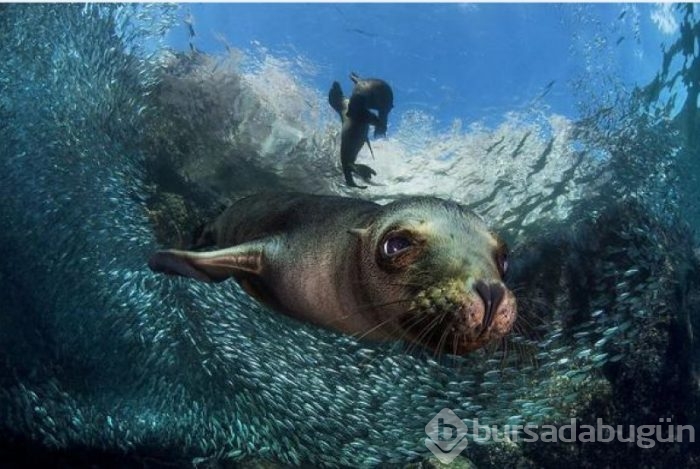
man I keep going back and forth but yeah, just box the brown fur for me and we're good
[148,193,516,355]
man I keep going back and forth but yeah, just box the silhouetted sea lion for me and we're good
[149,193,516,355]
[328,81,379,189]
[349,72,394,138]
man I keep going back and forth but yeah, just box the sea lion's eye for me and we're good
[496,248,508,278]
[382,235,412,257]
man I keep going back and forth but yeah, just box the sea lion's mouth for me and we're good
[403,280,517,355]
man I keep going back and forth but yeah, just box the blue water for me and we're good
[167,4,674,128]
[0,3,698,468]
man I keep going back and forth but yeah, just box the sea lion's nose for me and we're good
[474,280,505,330]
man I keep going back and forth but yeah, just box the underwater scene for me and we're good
[1,3,699,468]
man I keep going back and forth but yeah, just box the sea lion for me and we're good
[149,193,516,355]
[328,81,379,189]
[349,72,394,138]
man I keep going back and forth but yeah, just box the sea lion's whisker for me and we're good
[522,309,548,326]
[352,307,418,342]
[355,319,412,371]
[512,340,537,368]
[403,313,446,357]
[513,315,540,335]
[433,318,453,360]
[517,295,551,311]
[452,333,466,371]
[512,315,546,343]
[515,340,538,367]
[458,331,468,362]
[391,313,430,354]
[352,319,395,343]
[362,303,426,351]
[403,315,442,355]
[513,320,539,337]
[443,325,459,360]
[500,337,509,368]
[447,331,457,361]
[512,323,527,338]
[396,319,427,357]
[356,304,431,349]
[322,298,412,329]
[355,297,413,311]
[353,280,425,288]
[514,311,539,326]
[434,328,449,361]
[521,301,551,322]
[322,310,368,328]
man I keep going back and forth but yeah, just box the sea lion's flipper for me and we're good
[354,164,377,182]
[148,241,265,283]
[373,116,388,138]
[343,165,367,189]
[364,109,382,140]
[365,111,381,127]
[366,138,375,159]
[328,81,345,117]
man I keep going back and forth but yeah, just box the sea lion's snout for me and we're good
[468,280,517,351]
[403,278,516,355]
[473,280,506,331]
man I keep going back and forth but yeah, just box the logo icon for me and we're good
[425,408,469,464]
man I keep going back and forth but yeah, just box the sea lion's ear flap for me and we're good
[148,242,264,283]
[348,228,369,238]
